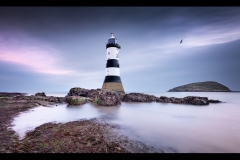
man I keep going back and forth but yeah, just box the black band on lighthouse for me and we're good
[106,59,119,68]
[104,76,122,83]
[106,43,121,49]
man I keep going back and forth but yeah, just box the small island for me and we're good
[168,81,231,92]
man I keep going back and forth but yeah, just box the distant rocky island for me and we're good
[168,81,231,92]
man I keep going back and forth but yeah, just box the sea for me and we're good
[9,91,240,153]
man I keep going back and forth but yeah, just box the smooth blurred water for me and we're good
[10,92,240,153]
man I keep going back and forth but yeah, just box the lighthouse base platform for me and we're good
[102,82,125,93]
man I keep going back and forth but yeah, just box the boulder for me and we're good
[95,90,121,106]
[67,87,89,97]
[35,92,46,97]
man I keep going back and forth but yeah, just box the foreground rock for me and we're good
[168,81,231,92]
[8,118,161,153]
[66,88,122,106]
[0,96,58,153]
[0,96,162,153]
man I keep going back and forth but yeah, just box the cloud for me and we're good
[0,31,76,75]
[183,25,240,48]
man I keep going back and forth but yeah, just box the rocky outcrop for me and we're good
[121,93,220,105]
[1,89,222,106]
[168,81,231,92]
[66,87,222,106]
[66,88,122,106]
[157,96,222,105]
[35,92,46,97]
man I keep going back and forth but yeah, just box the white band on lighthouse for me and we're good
[106,47,119,60]
[106,67,120,76]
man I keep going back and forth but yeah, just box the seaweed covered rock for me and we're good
[122,93,157,102]
[65,96,89,105]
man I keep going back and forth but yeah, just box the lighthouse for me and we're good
[102,33,125,93]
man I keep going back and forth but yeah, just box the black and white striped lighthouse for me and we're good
[102,33,125,93]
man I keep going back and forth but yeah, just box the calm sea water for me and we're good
[10,92,240,153]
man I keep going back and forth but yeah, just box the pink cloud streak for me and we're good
[0,32,75,75]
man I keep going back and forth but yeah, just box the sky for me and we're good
[0,7,240,93]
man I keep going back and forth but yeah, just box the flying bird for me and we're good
[180,39,183,44]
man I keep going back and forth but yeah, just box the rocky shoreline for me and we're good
[65,87,222,106]
[0,92,162,153]
[0,88,222,153]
